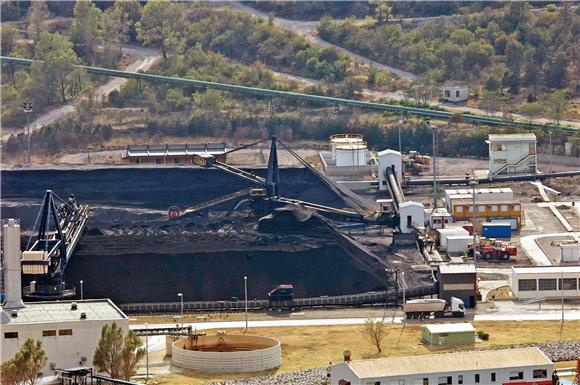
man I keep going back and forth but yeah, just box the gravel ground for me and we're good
[535,341,580,362]
[209,368,327,385]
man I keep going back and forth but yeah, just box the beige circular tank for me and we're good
[172,335,281,372]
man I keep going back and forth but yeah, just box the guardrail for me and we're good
[2,55,577,133]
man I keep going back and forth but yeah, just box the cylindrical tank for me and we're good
[330,134,363,158]
[335,142,367,167]
[3,218,24,309]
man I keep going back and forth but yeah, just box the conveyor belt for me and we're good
[118,285,437,314]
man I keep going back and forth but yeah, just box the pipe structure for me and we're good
[406,170,580,186]
[2,55,577,133]
[386,166,405,210]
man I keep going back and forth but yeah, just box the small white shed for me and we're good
[441,85,469,102]
[378,149,402,192]
[399,201,425,233]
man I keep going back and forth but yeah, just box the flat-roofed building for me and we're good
[511,266,580,300]
[121,143,227,165]
[450,199,523,229]
[330,347,553,385]
[1,299,128,375]
[422,323,475,345]
[487,133,537,175]
[438,263,477,308]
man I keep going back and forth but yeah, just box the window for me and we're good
[491,373,496,382]
[509,372,524,381]
[518,279,537,291]
[423,378,429,385]
[501,205,508,212]
[4,332,18,339]
[468,206,473,212]
[42,330,56,337]
[492,144,507,151]
[445,90,451,97]
[539,278,557,291]
[59,329,73,336]
[478,205,485,213]
[458,375,463,385]
[533,369,547,379]
[491,205,498,212]
[367,382,381,385]
[155,158,161,164]
[456,206,463,213]
[456,90,460,98]
[437,376,452,385]
[475,374,480,383]
[512,205,520,211]
[559,278,578,290]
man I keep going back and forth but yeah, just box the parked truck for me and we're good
[403,297,465,319]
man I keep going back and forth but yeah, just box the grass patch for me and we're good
[151,320,580,385]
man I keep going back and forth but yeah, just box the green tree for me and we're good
[504,38,524,94]
[479,91,505,116]
[1,23,18,56]
[1,339,47,385]
[545,51,567,89]
[94,322,143,379]
[71,0,102,64]
[372,0,392,25]
[545,89,569,125]
[519,102,544,124]
[137,0,185,59]
[103,1,138,52]
[27,0,49,44]
[32,32,78,103]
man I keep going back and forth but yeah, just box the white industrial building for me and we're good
[444,188,514,212]
[378,149,402,192]
[399,201,425,233]
[331,347,553,385]
[511,266,580,300]
[487,133,537,176]
[1,219,129,374]
[441,85,469,103]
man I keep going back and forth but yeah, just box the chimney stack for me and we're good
[3,219,24,310]
[343,350,351,363]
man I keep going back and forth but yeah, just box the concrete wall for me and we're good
[0,318,129,375]
[172,335,281,372]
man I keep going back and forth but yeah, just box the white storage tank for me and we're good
[330,134,364,157]
[335,142,367,167]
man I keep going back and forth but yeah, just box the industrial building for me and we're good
[487,133,537,175]
[319,134,373,180]
[121,143,227,165]
[511,266,580,300]
[421,323,475,346]
[1,219,129,374]
[330,347,553,385]
[444,188,522,229]
[441,84,469,103]
[438,263,478,308]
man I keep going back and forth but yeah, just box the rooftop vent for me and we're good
[71,302,78,311]
[343,350,351,363]
[11,310,18,318]
[80,312,87,319]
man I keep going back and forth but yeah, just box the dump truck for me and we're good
[403,297,465,319]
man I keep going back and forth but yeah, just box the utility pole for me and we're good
[560,257,564,341]
[470,177,478,267]
[177,292,183,318]
[80,280,84,300]
[549,131,553,173]
[244,275,248,332]
[23,102,32,164]
[431,121,438,209]
[145,322,149,382]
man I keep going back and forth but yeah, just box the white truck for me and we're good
[403,297,465,319]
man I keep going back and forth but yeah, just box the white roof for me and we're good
[343,347,551,378]
[512,266,580,275]
[488,133,536,142]
[377,149,401,156]
[399,201,423,208]
[437,228,469,234]
[439,263,476,274]
[1,299,127,325]
[423,323,475,334]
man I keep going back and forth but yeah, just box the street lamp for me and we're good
[80,280,84,300]
[429,120,438,209]
[549,131,553,173]
[177,293,183,318]
[244,276,248,332]
[400,271,406,306]
[23,102,32,164]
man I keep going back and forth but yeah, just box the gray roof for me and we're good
[488,133,536,142]
[1,299,127,325]
[439,263,477,274]
[344,347,551,378]
[125,143,227,157]
[423,323,475,333]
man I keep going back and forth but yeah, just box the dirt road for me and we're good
[8,45,161,139]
